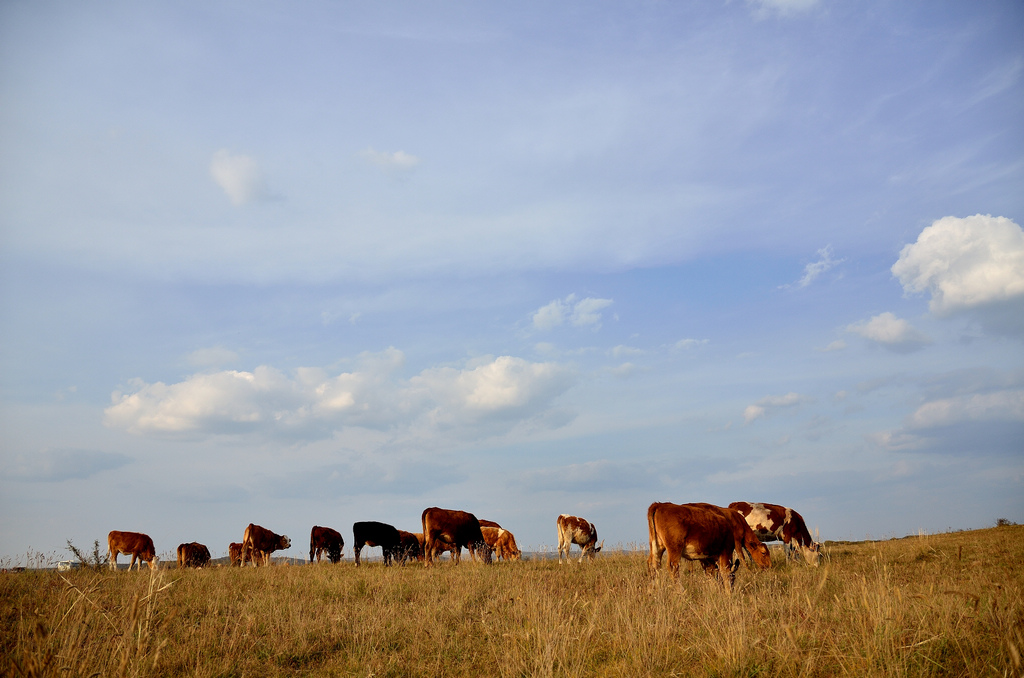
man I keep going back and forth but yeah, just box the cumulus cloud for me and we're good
[209,149,272,206]
[846,312,931,352]
[361,147,420,173]
[743,392,805,424]
[104,350,576,441]
[906,389,1024,429]
[6,449,131,482]
[781,245,843,289]
[532,294,614,331]
[892,215,1024,334]
[673,338,709,351]
[872,389,1024,454]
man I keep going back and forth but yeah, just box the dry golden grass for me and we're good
[2,525,1022,677]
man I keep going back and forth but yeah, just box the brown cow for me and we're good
[352,521,402,566]
[478,519,502,529]
[395,530,424,564]
[309,526,344,564]
[556,514,603,563]
[240,523,291,566]
[728,501,821,566]
[495,528,522,561]
[686,503,771,570]
[422,507,492,566]
[228,542,249,567]
[108,531,157,571]
[176,542,211,569]
[647,502,744,590]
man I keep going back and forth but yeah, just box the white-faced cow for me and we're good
[556,514,603,564]
[240,523,291,566]
[647,502,745,590]
[309,526,344,564]
[176,542,211,569]
[108,531,158,571]
[686,503,771,571]
[352,521,402,566]
[421,507,492,566]
[481,526,522,562]
[728,501,821,566]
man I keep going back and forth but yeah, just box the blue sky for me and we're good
[2,0,1022,563]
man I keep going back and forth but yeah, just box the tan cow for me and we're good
[647,502,744,590]
[176,542,211,568]
[422,507,492,566]
[556,514,603,563]
[240,523,291,566]
[729,501,821,566]
[309,526,344,564]
[108,530,157,571]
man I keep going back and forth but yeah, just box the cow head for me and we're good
[279,535,292,550]
[748,541,772,569]
[802,541,822,567]
[586,539,604,559]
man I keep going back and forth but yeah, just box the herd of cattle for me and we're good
[105,501,820,588]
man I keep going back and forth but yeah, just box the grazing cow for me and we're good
[647,502,742,590]
[395,530,424,565]
[309,526,344,564]
[556,514,603,564]
[686,503,771,570]
[228,542,249,567]
[176,542,211,569]
[421,507,492,566]
[728,502,821,566]
[495,528,522,562]
[352,521,402,566]
[241,523,291,567]
[107,531,157,571]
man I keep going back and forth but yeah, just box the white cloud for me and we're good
[743,392,805,423]
[782,245,843,289]
[817,340,846,352]
[532,294,614,331]
[673,338,709,351]
[209,149,271,206]
[846,312,930,352]
[907,389,1024,429]
[892,215,1024,316]
[361,147,420,173]
[104,350,576,441]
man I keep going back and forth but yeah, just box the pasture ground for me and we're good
[2,525,1022,677]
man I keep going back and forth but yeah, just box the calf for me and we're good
[556,514,603,563]
[309,526,344,564]
[176,542,211,569]
[241,523,291,566]
[108,531,157,571]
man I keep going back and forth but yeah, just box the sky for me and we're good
[1,0,1022,564]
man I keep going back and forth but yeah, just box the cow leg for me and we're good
[109,552,118,571]
[354,544,362,567]
[129,554,138,571]
[667,551,681,580]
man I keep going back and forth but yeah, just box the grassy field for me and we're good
[2,525,1022,677]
